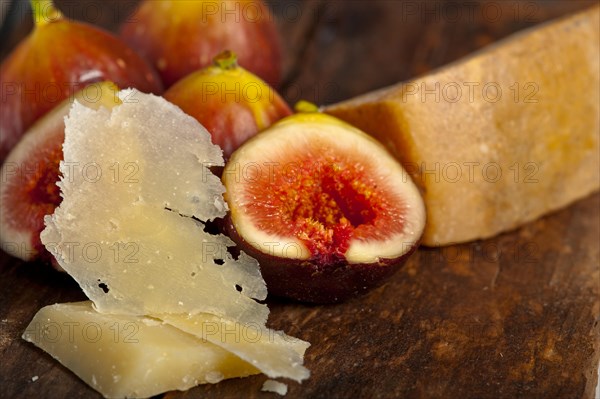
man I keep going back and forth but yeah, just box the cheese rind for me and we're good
[22,302,259,399]
[326,6,600,245]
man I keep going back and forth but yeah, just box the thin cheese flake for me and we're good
[160,313,310,382]
[40,90,268,325]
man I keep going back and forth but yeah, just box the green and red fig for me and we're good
[222,108,426,303]
[164,51,291,159]
[0,0,162,160]
[0,82,121,265]
[120,0,282,88]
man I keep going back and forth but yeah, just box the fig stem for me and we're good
[213,50,239,70]
[31,0,62,27]
[294,100,321,113]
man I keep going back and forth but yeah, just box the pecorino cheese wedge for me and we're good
[326,5,599,246]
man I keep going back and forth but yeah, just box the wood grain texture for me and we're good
[1,1,598,398]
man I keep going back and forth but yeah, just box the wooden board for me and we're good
[1,1,599,398]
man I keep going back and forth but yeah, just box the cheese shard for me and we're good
[35,89,311,397]
[22,302,259,399]
[326,6,600,245]
[40,89,268,325]
[159,313,310,382]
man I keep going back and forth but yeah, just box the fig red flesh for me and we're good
[243,155,406,263]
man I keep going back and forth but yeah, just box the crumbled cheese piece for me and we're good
[262,379,288,396]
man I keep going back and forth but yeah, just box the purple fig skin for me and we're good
[0,17,163,161]
[164,51,292,160]
[224,216,420,304]
[120,0,282,88]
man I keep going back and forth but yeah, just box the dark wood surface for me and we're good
[1,1,599,398]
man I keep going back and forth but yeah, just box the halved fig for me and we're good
[0,82,121,264]
[222,110,426,303]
